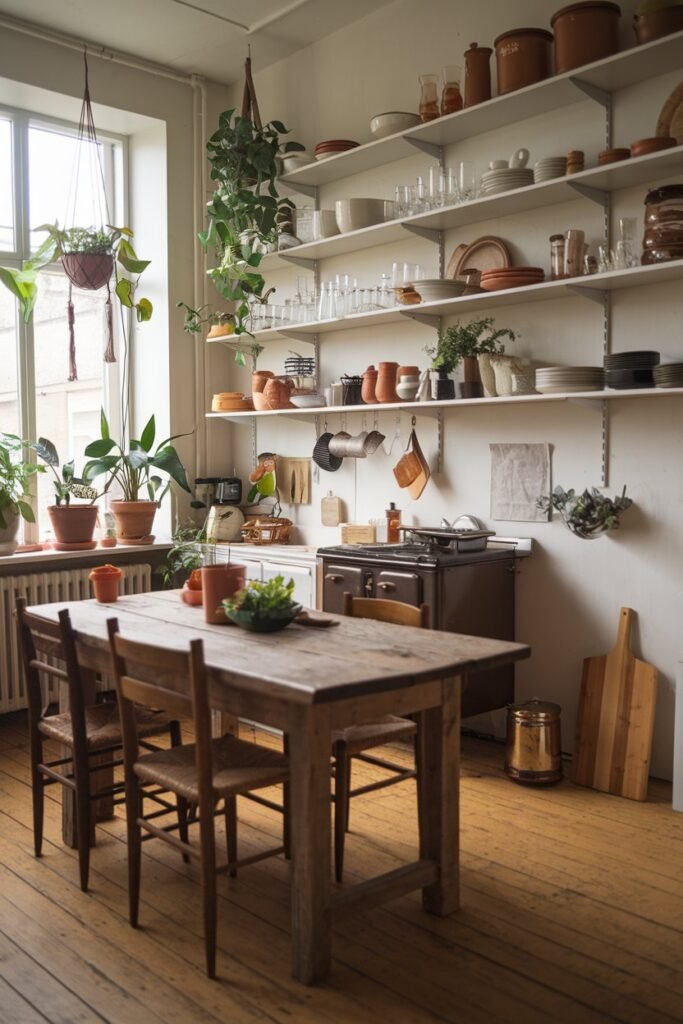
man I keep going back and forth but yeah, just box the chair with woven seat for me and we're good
[106,619,289,979]
[333,593,430,881]
[15,597,181,893]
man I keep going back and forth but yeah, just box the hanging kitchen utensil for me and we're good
[277,457,311,504]
[407,426,431,500]
[393,432,422,488]
[572,607,658,801]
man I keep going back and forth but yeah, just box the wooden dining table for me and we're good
[29,589,530,985]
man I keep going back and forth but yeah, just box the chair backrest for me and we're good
[15,597,89,750]
[106,620,213,808]
[342,592,431,629]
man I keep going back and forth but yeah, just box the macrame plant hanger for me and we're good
[241,48,262,130]
[63,47,116,381]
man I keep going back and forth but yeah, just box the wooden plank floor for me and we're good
[1,711,682,1024]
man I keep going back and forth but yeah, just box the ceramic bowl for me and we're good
[290,393,325,408]
[630,136,677,158]
[396,381,419,401]
[335,198,386,233]
[370,111,421,139]
[225,603,302,633]
[312,209,340,240]
[413,279,466,302]
[281,153,312,174]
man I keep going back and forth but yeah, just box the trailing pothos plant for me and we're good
[537,485,633,539]
[183,108,303,363]
[83,409,191,504]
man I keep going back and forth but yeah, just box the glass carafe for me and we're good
[418,74,440,122]
[440,65,463,115]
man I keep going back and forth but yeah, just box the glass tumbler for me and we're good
[419,74,440,122]
[441,65,463,115]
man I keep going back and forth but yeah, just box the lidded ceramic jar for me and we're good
[494,28,553,95]
[464,42,492,107]
[361,364,378,404]
[551,1,621,74]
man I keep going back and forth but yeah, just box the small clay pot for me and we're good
[263,378,293,409]
[201,564,246,625]
[110,500,157,541]
[48,505,99,545]
[361,365,378,404]
[634,5,683,44]
[252,370,274,394]
[186,568,203,591]
[494,28,553,95]
[375,362,399,403]
[89,564,123,603]
[464,42,493,107]
[551,1,621,74]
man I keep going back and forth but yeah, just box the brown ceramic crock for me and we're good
[494,28,554,95]
[464,42,493,107]
[634,5,683,44]
[361,365,378,404]
[252,370,274,394]
[551,1,621,74]
[375,362,400,403]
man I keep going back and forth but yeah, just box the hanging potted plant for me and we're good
[537,485,633,539]
[33,438,101,548]
[0,434,41,556]
[426,317,517,399]
[83,410,191,542]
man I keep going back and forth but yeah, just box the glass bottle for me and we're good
[440,65,463,115]
[386,502,401,544]
[418,75,440,122]
[549,234,565,280]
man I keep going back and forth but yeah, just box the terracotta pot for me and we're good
[110,500,157,541]
[89,564,123,603]
[634,6,683,43]
[48,504,98,544]
[0,509,20,556]
[361,365,378,404]
[464,42,493,107]
[375,362,399,403]
[187,568,203,591]
[252,370,274,394]
[551,2,621,74]
[263,378,294,409]
[494,28,553,95]
[61,252,114,291]
[201,564,246,625]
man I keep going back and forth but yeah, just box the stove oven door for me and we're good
[322,563,366,614]
[375,570,423,607]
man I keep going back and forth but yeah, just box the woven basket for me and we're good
[241,517,293,545]
[62,252,114,291]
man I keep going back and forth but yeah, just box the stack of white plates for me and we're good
[535,366,604,394]
[480,167,534,196]
[533,157,567,183]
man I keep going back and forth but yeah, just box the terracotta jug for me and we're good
[361,365,378,404]
[464,42,492,107]
[263,377,293,409]
[252,370,274,394]
[375,362,399,403]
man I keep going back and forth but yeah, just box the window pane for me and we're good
[0,118,13,252]
[29,125,107,251]
[0,286,19,436]
[33,272,107,534]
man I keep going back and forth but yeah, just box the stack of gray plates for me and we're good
[653,363,683,388]
[604,350,659,389]
[480,167,534,196]
[535,366,604,394]
[533,157,567,183]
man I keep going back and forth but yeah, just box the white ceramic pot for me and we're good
[490,355,524,397]
[397,381,419,401]
[0,508,20,556]
[312,210,340,240]
[477,353,497,397]
[335,198,385,234]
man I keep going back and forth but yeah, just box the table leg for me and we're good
[416,676,461,916]
[287,703,332,984]
[211,710,238,738]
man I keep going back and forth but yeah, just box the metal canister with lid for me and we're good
[505,699,562,785]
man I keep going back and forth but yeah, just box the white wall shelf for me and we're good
[207,387,683,426]
[277,31,683,193]
[263,145,683,270]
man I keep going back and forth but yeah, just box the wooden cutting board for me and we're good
[572,607,658,801]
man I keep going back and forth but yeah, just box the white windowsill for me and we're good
[0,541,172,571]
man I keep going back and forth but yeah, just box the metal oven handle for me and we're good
[377,582,396,592]
[325,573,344,583]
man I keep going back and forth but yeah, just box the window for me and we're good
[0,108,124,543]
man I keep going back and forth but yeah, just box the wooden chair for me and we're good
[15,597,181,893]
[333,593,430,881]
[106,619,289,979]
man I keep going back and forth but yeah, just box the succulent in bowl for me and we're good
[222,575,301,632]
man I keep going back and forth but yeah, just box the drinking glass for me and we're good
[416,176,428,212]
[440,65,463,115]
[457,161,478,202]
[439,167,457,206]
[418,74,439,122]
[597,245,614,273]
[395,185,410,218]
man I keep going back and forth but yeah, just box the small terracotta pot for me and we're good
[375,362,399,403]
[361,365,378,404]
[201,564,246,625]
[252,370,274,394]
[48,504,99,545]
[61,252,114,291]
[494,28,553,95]
[464,42,493,107]
[551,2,621,74]
[263,378,294,409]
[110,500,157,541]
[634,6,683,43]
[187,568,203,591]
[89,564,123,603]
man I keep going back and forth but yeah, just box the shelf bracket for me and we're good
[567,182,609,207]
[568,78,610,108]
[566,285,608,305]
[400,223,443,245]
[278,254,318,272]
[399,310,442,328]
[280,180,319,200]
[404,138,443,161]
[280,329,318,345]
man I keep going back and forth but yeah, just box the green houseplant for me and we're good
[537,485,633,539]
[33,438,100,547]
[222,574,301,633]
[426,316,517,399]
[0,434,41,555]
[83,410,191,541]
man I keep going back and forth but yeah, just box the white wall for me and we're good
[214,0,682,779]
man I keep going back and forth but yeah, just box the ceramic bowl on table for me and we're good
[370,111,421,139]
[224,604,303,633]
[335,198,386,233]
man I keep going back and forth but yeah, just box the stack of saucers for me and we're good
[653,363,683,388]
[480,166,534,195]
[604,350,659,390]
[480,266,545,291]
[535,366,604,394]
[314,139,359,160]
[533,156,567,183]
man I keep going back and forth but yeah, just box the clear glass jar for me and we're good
[642,185,683,264]
[418,74,440,122]
[441,65,463,115]
[549,234,565,280]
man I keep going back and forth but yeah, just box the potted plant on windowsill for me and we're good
[83,410,191,542]
[0,434,41,556]
[425,317,517,399]
[33,438,101,549]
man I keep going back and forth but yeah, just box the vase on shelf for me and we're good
[433,366,455,400]
[418,74,440,122]
[376,362,399,403]
[459,356,483,399]
[477,353,497,397]
[464,42,492,107]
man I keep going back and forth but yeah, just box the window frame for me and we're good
[0,104,128,543]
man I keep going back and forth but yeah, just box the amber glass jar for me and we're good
[641,185,683,265]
